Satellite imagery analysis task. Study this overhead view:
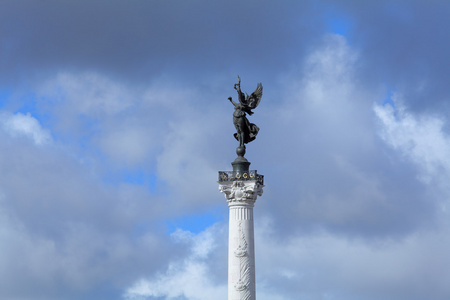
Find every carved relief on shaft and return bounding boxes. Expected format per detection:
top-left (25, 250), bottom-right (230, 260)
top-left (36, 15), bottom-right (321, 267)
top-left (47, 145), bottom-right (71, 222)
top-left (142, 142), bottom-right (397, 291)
top-left (234, 221), bottom-right (251, 300)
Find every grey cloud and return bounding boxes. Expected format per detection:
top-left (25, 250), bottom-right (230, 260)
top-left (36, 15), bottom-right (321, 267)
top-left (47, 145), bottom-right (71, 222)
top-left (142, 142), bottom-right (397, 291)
top-left (0, 118), bottom-right (187, 299)
top-left (327, 0), bottom-right (450, 113)
top-left (249, 35), bottom-right (434, 239)
top-left (0, 0), bottom-right (319, 87)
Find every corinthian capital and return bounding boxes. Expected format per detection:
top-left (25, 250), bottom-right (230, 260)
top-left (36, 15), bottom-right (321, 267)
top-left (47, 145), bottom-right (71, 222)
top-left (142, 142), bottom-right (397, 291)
top-left (219, 180), bottom-right (263, 205)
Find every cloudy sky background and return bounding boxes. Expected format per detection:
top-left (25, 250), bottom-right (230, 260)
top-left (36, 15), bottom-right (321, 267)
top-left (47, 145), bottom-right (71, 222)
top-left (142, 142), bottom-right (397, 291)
top-left (1, 1), bottom-right (450, 299)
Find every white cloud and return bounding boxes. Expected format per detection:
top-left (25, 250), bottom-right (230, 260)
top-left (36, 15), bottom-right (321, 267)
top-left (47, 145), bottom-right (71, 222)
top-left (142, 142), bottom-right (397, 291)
top-left (34, 71), bottom-right (226, 173)
top-left (156, 115), bottom-right (220, 204)
top-left (255, 216), bottom-right (450, 300)
top-left (39, 72), bottom-right (133, 116)
top-left (0, 210), bottom-right (60, 295)
top-left (0, 111), bottom-right (52, 145)
top-left (124, 225), bottom-right (227, 300)
top-left (375, 96), bottom-right (450, 184)
top-left (97, 125), bottom-right (154, 165)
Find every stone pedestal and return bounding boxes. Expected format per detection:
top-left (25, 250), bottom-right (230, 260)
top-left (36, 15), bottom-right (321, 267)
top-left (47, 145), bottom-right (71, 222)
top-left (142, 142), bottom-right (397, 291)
top-left (219, 172), bottom-right (264, 300)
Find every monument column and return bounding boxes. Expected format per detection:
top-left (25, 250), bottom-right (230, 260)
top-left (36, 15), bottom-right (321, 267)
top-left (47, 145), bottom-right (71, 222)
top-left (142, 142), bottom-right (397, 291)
top-left (219, 76), bottom-right (264, 300)
top-left (219, 170), bottom-right (263, 300)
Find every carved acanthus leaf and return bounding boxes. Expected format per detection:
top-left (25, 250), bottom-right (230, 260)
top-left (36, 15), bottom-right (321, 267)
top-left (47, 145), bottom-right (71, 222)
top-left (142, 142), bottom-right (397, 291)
top-left (219, 181), bottom-right (263, 204)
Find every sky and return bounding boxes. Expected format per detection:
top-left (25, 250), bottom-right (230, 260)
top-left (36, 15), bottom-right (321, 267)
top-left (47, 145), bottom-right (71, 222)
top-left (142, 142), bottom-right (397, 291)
top-left (1, 0), bottom-right (450, 299)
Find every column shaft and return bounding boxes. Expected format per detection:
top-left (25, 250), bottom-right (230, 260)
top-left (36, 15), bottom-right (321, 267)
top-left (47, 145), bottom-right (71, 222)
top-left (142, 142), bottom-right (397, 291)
top-left (228, 205), bottom-right (255, 300)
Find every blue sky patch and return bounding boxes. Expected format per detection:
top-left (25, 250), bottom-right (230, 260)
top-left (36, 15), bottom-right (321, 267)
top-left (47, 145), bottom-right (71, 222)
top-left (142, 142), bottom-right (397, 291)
top-left (102, 167), bottom-right (159, 192)
top-left (166, 206), bottom-right (225, 234)
top-left (323, 6), bottom-right (353, 37)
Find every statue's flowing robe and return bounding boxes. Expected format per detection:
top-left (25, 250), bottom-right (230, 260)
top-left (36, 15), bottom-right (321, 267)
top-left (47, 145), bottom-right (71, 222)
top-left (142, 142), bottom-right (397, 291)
top-left (233, 106), bottom-right (259, 144)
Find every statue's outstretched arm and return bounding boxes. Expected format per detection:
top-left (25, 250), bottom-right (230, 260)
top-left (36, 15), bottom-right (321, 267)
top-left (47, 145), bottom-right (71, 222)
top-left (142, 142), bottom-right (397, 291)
top-left (228, 97), bottom-right (238, 107)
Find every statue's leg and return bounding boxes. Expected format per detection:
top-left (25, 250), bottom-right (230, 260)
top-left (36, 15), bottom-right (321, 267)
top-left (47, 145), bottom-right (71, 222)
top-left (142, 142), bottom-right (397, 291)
top-left (237, 117), bottom-right (244, 147)
top-left (239, 132), bottom-right (244, 147)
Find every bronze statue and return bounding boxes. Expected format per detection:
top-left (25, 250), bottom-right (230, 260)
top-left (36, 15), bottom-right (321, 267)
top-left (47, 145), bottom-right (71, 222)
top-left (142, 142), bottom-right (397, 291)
top-left (228, 76), bottom-right (263, 149)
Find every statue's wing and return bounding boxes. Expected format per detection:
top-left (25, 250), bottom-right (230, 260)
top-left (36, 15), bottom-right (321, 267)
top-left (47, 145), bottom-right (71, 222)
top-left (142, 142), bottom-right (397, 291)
top-left (247, 83), bottom-right (263, 109)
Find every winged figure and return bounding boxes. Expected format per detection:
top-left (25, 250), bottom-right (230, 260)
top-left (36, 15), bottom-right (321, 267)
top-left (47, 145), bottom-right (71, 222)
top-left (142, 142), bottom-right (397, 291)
top-left (228, 76), bottom-right (263, 148)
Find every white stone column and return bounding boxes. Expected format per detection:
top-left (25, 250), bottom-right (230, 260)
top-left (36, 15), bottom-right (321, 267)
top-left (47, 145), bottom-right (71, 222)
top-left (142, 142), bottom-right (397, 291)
top-left (219, 180), bottom-right (263, 300)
